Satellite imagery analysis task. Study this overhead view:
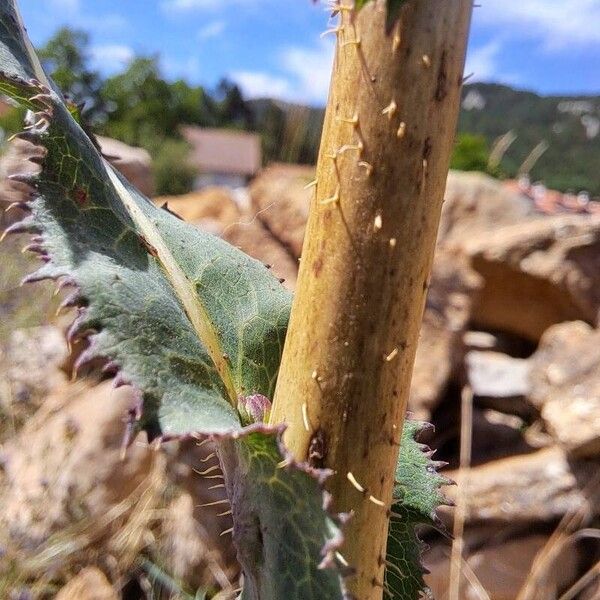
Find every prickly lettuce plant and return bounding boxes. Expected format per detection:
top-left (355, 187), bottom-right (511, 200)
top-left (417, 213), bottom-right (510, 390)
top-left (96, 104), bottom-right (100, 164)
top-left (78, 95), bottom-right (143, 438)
top-left (1, 1), bottom-right (461, 599)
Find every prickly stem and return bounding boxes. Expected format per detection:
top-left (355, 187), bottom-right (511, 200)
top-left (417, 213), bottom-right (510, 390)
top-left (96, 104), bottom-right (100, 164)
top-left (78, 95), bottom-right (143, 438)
top-left (271, 1), bottom-right (473, 598)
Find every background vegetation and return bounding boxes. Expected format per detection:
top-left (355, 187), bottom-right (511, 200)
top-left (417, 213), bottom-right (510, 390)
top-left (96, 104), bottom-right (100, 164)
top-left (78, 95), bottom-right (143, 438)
top-left (1, 27), bottom-right (598, 196)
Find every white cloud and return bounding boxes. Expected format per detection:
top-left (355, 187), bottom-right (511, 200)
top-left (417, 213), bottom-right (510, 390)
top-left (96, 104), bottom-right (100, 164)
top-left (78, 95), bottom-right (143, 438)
top-left (78, 14), bottom-right (128, 34)
top-left (46, 0), bottom-right (128, 34)
top-left (477, 0), bottom-right (600, 50)
top-left (280, 40), bottom-right (334, 104)
top-left (232, 41), bottom-right (334, 105)
top-left (232, 71), bottom-right (292, 99)
top-left (90, 44), bottom-right (134, 73)
top-left (197, 20), bottom-right (226, 40)
top-left (464, 39), bottom-right (501, 81)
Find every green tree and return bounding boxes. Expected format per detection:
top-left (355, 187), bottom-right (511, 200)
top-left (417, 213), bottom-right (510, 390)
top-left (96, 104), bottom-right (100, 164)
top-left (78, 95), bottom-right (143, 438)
top-left (153, 139), bottom-right (197, 196)
top-left (216, 78), bottom-right (253, 129)
top-left (101, 57), bottom-right (174, 148)
top-left (38, 27), bottom-right (106, 123)
top-left (450, 132), bottom-right (490, 172)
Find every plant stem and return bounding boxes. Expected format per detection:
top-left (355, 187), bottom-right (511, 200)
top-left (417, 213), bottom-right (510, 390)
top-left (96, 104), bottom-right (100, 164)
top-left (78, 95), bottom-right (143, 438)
top-left (270, 1), bottom-right (472, 598)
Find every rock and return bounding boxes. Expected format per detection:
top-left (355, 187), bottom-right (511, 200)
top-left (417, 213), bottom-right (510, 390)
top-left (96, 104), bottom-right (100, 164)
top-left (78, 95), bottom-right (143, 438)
top-left (424, 531), bottom-right (579, 600)
top-left (529, 321), bottom-right (600, 457)
top-left (438, 170), bottom-right (537, 245)
top-left (249, 163), bottom-right (314, 258)
top-left (164, 438), bottom-right (238, 583)
top-left (0, 380), bottom-right (236, 593)
top-left (56, 568), bottom-right (118, 600)
top-left (465, 350), bottom-right (536, 418)
top-left (441, 446), bottom-right (596, 525)
top-left (467, 351), bottom-right (531, 399)
top-left (470, 408), bottom-right (535, 465)
top-left (1, 326), bottom-right (68, 410)
top-left (97, 136), bottom-right (154, 197)
top-left (156, 187), bottom-right (298, 289)
top-left (155, 187), bottom-right (241, 229)
top-left (161, 492), bottom-right (237, 591)
top-left (463, 329), bottom-right (537, 357)
top-left (409, 252), bottom-right (482, 419)
top-left (223, 219), bottom-right (298, 289)
top-left (456, 214), bottom-right (600, 341)
top-left (1, 381), bottom-right (157, 545)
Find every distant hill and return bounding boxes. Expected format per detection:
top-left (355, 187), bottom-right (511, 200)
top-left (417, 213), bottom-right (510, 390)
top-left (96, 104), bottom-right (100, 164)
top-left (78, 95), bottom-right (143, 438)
top-left (458, 83), bottom-right (600, 196)
top-left (250, 83), bottom-right (600, 196)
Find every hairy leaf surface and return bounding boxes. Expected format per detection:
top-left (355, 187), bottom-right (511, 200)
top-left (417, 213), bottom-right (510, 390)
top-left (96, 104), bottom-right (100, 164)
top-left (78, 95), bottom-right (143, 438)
top-left (0, 3), bottom-right (346, 598)
top-left (0, 0), bottom-right (290, 437)
top-left (220, 431), bottom-right (346, 600)
top-left (1, 3), bottom-right (448, 599)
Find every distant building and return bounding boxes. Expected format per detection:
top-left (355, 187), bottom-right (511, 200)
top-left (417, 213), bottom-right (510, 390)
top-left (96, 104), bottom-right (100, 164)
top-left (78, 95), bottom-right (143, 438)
top-left (181, 126), bottom-right (261, 189)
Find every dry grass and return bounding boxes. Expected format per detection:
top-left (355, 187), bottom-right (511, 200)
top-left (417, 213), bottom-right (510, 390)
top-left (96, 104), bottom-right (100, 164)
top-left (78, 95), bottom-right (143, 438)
top-left (0, 234), bottom-right (60, 345)
top-left (444, 383), bottom-right (600, 600)
top-left (516, 473), bottom-right (600, 600)
top-left (0, 454), bottom-right (167, 598)
top-left (448, 385), bottom-right (489, 600)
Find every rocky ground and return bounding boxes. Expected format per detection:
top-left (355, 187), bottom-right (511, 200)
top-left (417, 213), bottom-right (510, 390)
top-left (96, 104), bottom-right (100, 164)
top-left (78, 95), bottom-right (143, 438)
top-left (1, 146), bottom-right (599, 598)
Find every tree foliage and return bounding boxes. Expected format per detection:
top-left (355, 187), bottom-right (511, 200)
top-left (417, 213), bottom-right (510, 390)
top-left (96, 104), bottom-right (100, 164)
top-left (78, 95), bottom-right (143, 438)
top-left (450, 133), bottom-right (490, 173)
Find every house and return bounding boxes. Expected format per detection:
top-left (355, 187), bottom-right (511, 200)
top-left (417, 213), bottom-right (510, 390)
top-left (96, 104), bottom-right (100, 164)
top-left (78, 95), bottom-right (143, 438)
top-left (181, 126), bottom-right (261, 190)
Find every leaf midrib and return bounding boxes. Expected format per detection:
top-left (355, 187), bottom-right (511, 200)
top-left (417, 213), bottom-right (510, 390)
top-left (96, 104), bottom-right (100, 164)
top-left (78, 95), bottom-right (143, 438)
top-left (105, 163), bottom-right (238, 405)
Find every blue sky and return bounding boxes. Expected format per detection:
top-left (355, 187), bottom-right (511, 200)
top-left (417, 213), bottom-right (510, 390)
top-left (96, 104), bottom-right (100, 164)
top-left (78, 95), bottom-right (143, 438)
top-left (18, 0), bottom-right (600, 105)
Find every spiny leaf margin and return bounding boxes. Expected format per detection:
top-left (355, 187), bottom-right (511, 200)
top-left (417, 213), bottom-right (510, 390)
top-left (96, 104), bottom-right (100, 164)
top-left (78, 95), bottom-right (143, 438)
top-left (0, 0), bottom-right (292, 438)
top-left (0, 2), bottom-right (348, 597)
top-left (212, 424), bottom-right (351, 600)
top-left (384, 419), bottom-right (452, 599)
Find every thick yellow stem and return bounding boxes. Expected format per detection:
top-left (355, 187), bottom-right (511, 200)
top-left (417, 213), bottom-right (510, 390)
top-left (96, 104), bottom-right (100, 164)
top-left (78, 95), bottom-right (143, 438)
top-left (271, 1), bottom-right (472, 598)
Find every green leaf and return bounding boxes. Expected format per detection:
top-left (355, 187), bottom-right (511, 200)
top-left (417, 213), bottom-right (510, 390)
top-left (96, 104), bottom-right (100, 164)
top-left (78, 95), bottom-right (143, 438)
top-left (0, 0), bottom-right (290, 438)
top-left (384, 420), bottom-right (451, 599)
top-left (221, 431), bottom-right (347, 600)
top-left (1, 5), bottom-right (447, 600)
top-left (0, 3), bottom-right (347, 598)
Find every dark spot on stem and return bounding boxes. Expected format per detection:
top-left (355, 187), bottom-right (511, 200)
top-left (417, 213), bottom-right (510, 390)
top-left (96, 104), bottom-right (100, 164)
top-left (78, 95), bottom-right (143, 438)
top-left (312, 255), bottom-right (324, 277)
top-left (422, 137), bottom-right (432, 162)
top-left (435, 50), bottom-right (448, 102)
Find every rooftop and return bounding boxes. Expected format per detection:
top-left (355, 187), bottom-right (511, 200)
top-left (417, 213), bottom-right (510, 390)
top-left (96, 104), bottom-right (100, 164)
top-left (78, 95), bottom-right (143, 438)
top-left (181, 126), bottom-right (261, 177)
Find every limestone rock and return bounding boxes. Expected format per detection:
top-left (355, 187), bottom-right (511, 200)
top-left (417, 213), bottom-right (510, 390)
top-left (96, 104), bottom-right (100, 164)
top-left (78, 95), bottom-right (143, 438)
top-left (156, 187), bottom-right (298, 289)
top-left (530, 321), bottom-right (600, 457)
top-left (441, 446), bottom-right (596, 525)
top-left (1, 326), bottom-right (68, 410)
top-left (424, 531), bottom-right (579, 600)
top-left (409, 252), bottom-right (482, 419)
top-left (465, 350), bottom-right (536, 418)
top-left (222, 219), bottom-right (298, 289)
top-left (155, 187), bottom-right (241, 230)
top-left (467, 351), bottom-right (531, 399)
top-left (249, 163), bottom-right (314, 258)
top-left (438, 170), bottom-right (537, 245)
top-left (470, 408), bottom-right (534, 465)
top-left (456, 214), bottom-right (600, 341)
top-left (1, 381), bottom-right (157, 545)
top-left (56, 568), bottom-right (118, 600)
